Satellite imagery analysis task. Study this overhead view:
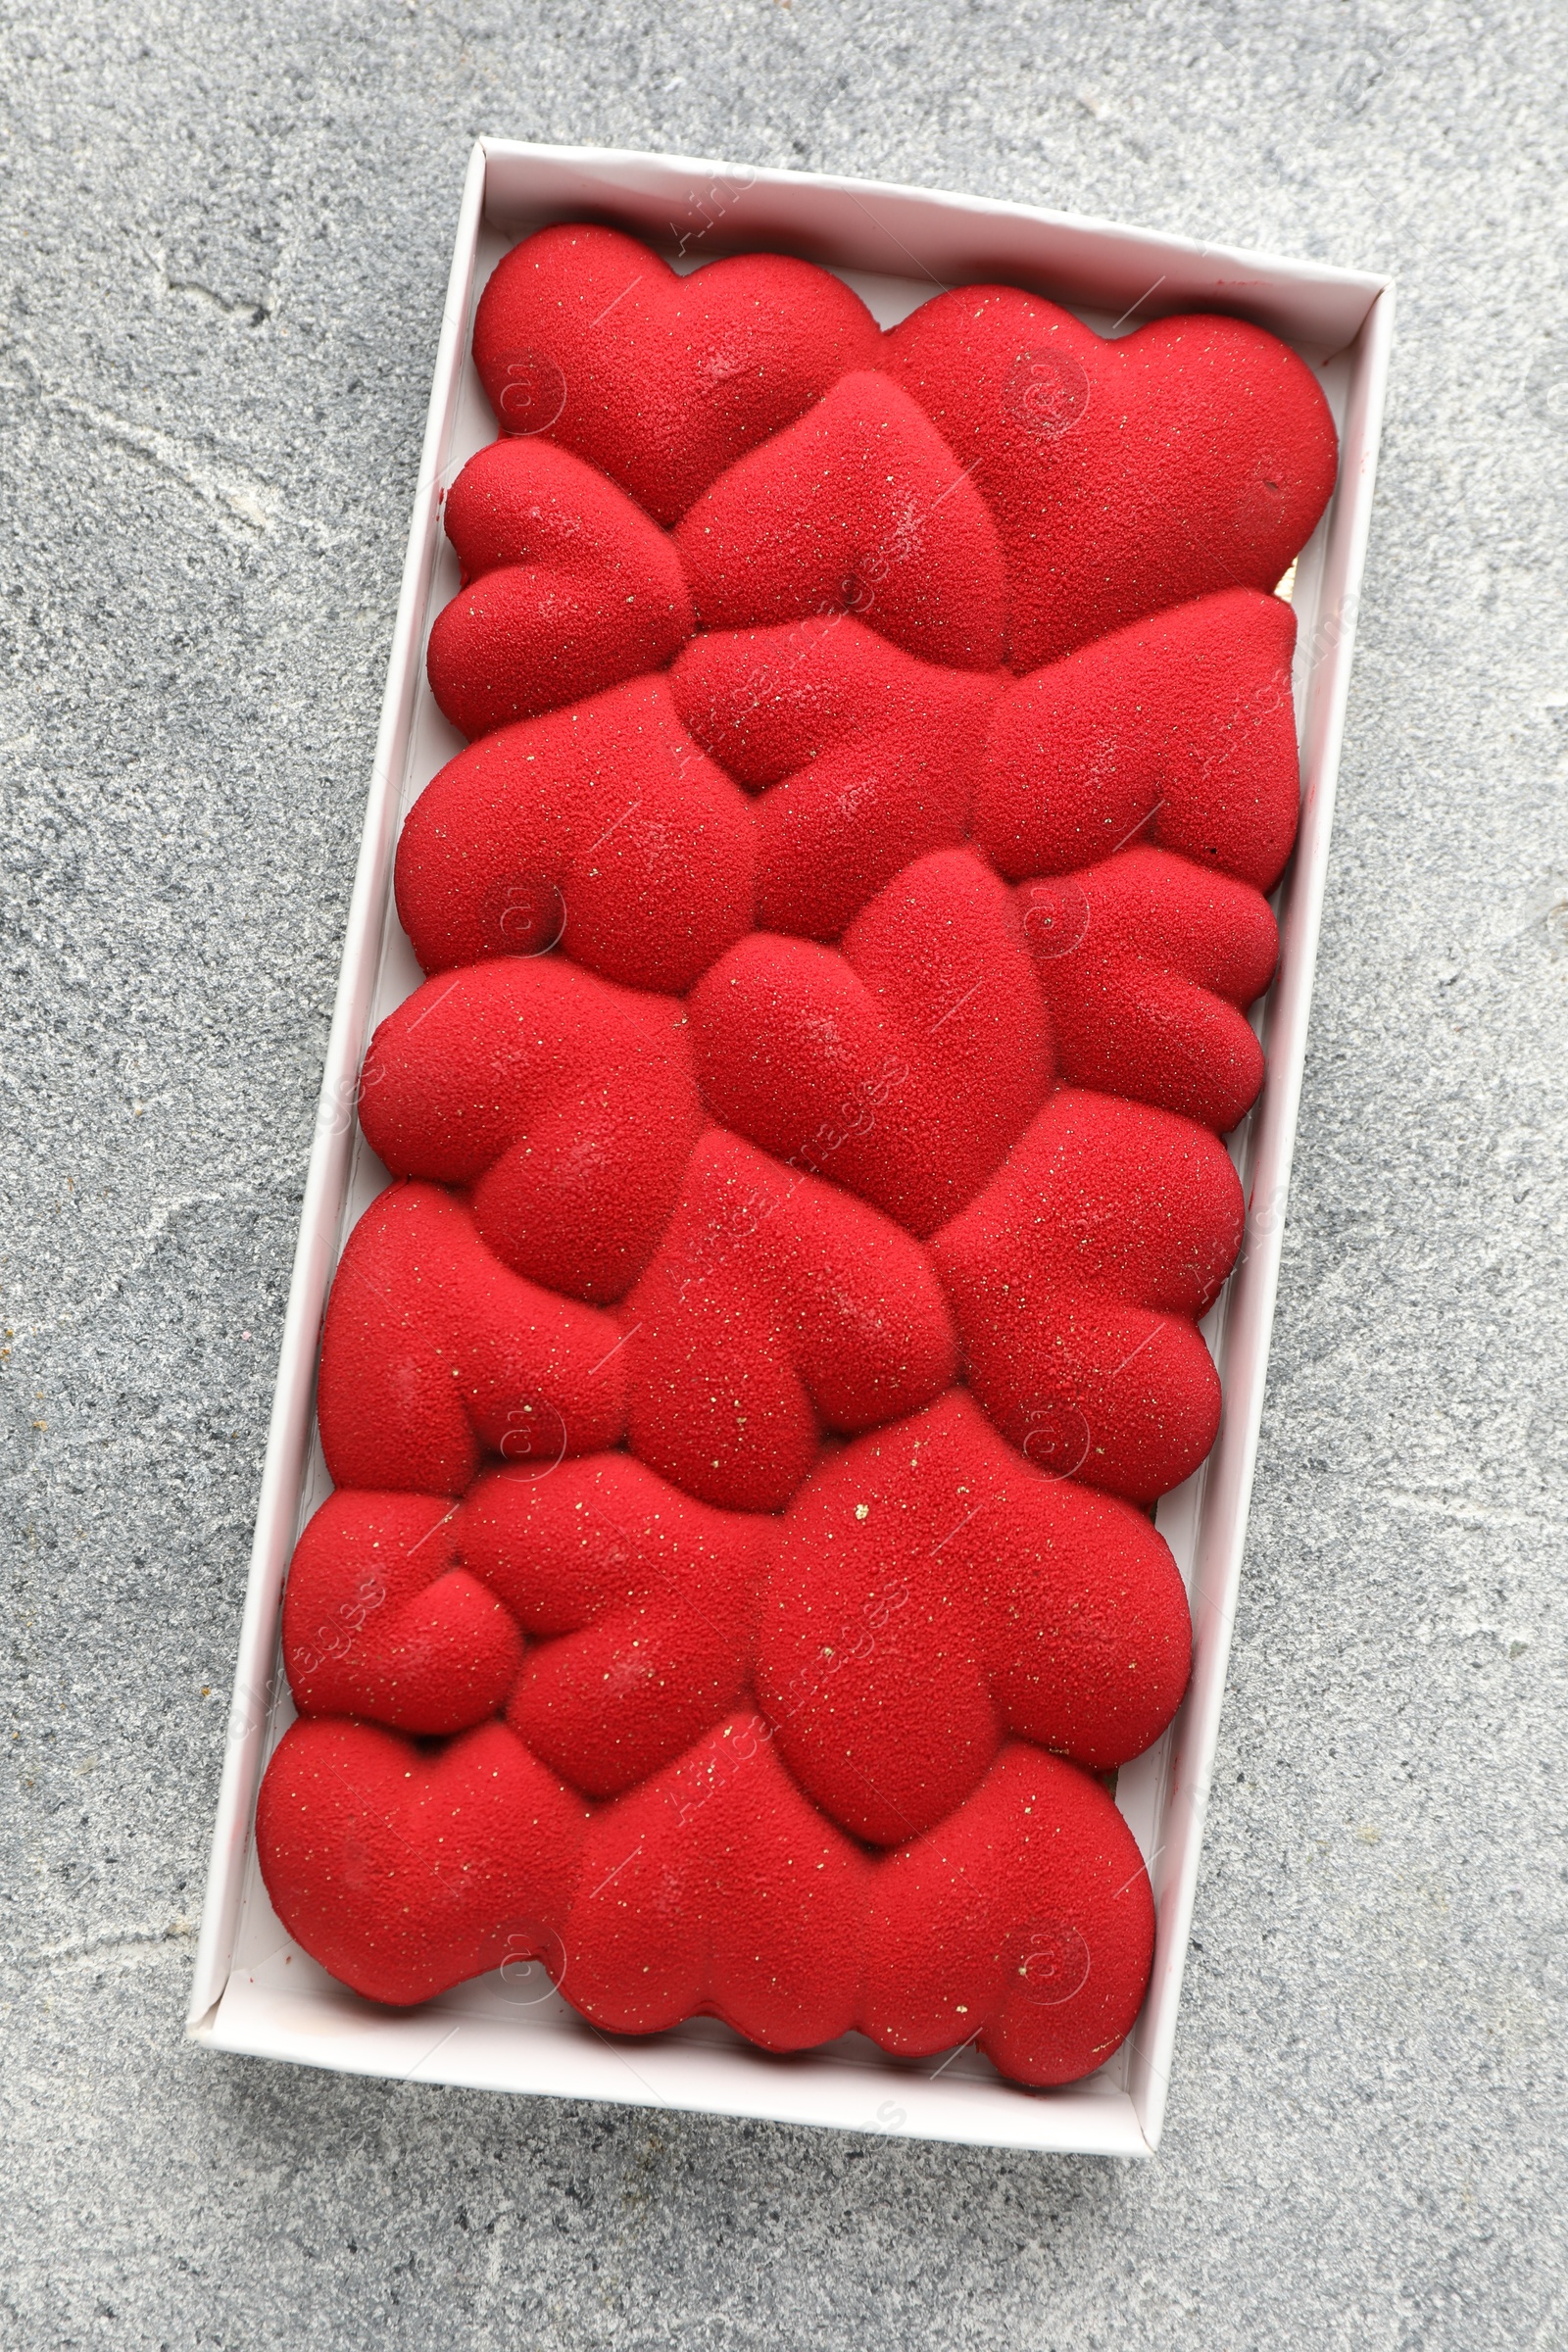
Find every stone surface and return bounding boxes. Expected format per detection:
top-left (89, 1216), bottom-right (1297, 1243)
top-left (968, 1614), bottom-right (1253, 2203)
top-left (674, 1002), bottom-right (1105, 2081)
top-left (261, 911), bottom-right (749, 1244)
top-left (3, 2), bottom-right (1566, 2344)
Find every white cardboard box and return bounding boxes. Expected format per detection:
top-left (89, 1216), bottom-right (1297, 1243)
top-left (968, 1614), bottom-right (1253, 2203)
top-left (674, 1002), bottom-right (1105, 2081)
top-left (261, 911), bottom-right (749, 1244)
top-left (187, 140), bottom-right (1393, 2157)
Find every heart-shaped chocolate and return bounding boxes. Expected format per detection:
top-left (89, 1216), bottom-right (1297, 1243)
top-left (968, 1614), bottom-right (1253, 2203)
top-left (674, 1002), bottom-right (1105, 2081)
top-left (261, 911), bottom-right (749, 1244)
top-left (317, 1182), bottom-right (626, 1495)
top-left (860, 1742), bottom-right (1155, 2088)
top-left (472, 223), bottom-right (883, 524)
top-left (689, 847), bottom-right (1052, 1236)
top-left (256, 1716), bottom-right (587, 2008)
top-left (933, 1088), bottom-right (1245, 1500)
top-left (395, 673), bottom-right (756, 996)
top-left (426, 438), bottom-right (693, 737)
top-left (621, 1128), bottom-right (957, 1511)
top-left (462, 1452), bottom-right (768, 1796)
top-left (885, 286), bottom-right (1337, 669)
top-left (561, 1709), bottom-right (869, 2050)
top-left (674, 371), bottom-right (1007, 671)
top-left (976, 588), bottom-right (1302, 893)
top-left (1017, 845), bottom-right (1279, 1132)
top-left (282, 1490), bottom-right (522, 1736)
top-left (670, 615), bottom-right (1001, 939)
top-left (754, 1392), bottom-right (1191, 1844)
top-left (358, 956), bottom-right (704, 1304)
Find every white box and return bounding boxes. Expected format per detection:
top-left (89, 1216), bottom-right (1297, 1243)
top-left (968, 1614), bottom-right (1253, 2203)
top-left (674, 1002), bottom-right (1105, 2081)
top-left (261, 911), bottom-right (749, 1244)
top-left (187, 140), bottom-right (1393, 2156)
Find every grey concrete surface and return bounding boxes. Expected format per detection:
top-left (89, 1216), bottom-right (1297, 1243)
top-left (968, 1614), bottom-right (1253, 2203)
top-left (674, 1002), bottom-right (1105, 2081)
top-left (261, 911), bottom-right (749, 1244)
top-left (3, 2), bottom-right (1566, 2345)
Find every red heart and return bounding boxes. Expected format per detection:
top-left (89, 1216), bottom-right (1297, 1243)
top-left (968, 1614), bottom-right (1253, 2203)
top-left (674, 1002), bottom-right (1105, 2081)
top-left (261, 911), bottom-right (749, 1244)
top-left (257, 1716), bottom-right (587, 2008)
top-left (621, 1128), bottom-right (957, 1512)
top-left (669, 614), bottom-right (1001, 940)
top-left (317, 1182), bottom-right (626, 1495)
top-left (460, 1453), bottom-right (768, 1797)
top-left (1017, 845), bottom-right (1279, 1133)
top-left (975, 587), bottom-right (1302, 893)
top-left (754, 1392), bottom-right (1190, 1844)
top-left (673, 372), bottom-right (1007, 671)
top-left (426, 438), bottom-right (693, 738)
top-left (689, 847), bottom-right (1052, 1236)
top-left (560, 1708), bottom-right (871, 2048)
top-left (933, 1089), bottom-right (1245, 1500)
top-left (394, 672), bottom-right (756, 996)
top-left (282, 1489), bottom-right (522, 1737)
top-left (860, 1743), bottom-right (1155, 2088)
top-left (885, 288), bottom-right (1337, 669)
top-left (358, 956), bottom-right (704, 1304)
top-left (471, 223), bottom-right (883, 525)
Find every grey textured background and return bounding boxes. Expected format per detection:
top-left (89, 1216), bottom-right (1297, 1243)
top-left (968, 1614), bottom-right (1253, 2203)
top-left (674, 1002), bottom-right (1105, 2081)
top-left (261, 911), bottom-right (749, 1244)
top-left (3, 2), bottom-right (1565, 2344)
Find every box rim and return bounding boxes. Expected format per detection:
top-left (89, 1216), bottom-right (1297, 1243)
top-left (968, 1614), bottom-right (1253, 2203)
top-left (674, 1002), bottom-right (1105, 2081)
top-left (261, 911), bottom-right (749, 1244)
top-left (475, 138), bottom-right (1392, 334)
